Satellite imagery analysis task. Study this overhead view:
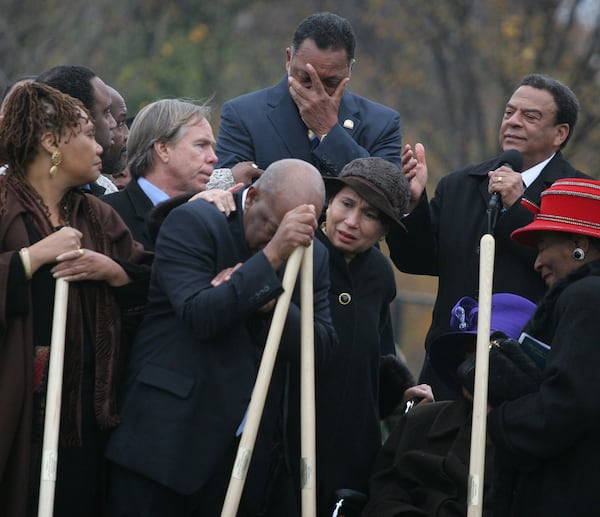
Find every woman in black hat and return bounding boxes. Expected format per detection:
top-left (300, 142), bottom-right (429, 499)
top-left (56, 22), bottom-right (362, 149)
top-left (489, 178), bottom-right (600, 515)
top-left (315, 157), bottom-right (433, 516)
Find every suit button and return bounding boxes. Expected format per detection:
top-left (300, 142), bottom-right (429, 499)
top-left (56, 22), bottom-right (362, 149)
top-left (338, 292), bottom-right (351, 305)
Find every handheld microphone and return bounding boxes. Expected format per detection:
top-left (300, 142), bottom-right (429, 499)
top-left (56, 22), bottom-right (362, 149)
top-left (487, 149), bottom-right (523, 233)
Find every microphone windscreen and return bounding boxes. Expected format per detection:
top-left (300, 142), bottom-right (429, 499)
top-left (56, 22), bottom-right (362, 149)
top-left (498, 149), bottom-right (523, 172)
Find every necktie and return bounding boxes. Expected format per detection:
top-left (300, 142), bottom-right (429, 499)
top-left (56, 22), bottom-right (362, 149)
top-left (307, 129), bottom-right (319, 150)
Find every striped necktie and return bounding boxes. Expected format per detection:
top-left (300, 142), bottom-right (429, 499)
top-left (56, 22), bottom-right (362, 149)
top-left (307, 129), bottom-right (319, 150)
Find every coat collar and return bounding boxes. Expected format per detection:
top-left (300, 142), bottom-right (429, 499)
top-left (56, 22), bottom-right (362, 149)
top-left (125, 179), bottom-right (155, 220)
top-left (228, 190), bottom-right (251, 260)
top-left (426, 398), bottom-right (471, 439)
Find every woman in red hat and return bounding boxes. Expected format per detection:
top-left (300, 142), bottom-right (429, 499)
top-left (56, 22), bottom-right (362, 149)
top-left (489, 178), bottom-right (600, 515)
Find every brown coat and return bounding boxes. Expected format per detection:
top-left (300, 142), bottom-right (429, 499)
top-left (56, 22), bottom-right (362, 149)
top-left (0, 181), bottom-right (148, 516)
top-left (363, 398), bottom-right (495, 517)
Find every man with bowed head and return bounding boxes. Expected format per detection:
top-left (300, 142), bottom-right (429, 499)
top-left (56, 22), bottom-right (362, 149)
top-left (389, 73), bottom-right (589, 399)
top-left (105, 159), bottom-right (337, 516)
top-left (216, 12), bottom-right (401, 176)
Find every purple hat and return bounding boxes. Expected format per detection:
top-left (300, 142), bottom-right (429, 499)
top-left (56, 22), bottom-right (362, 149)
top-left (429, 293), bottom-right (537, 393)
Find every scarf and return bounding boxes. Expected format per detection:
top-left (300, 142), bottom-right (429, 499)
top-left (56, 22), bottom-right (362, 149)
top-left (6, 174), bottom-right (123, 446)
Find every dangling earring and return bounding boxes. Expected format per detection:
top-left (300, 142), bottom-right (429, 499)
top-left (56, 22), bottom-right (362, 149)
top-left (49, 151), bottom-right (62, 178)
top-left (572, 247), bottom-right (585, 261)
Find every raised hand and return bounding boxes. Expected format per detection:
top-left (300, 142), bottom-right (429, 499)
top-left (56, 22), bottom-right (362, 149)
top-left (288, 63), bottom-right (349, 139)
top-left (402, 143), bottom-right (428, 212)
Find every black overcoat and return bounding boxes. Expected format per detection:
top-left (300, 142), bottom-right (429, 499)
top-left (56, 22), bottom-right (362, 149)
top-left (488, 260), bottom-right (600, 515)
top-left (387, 151), bottom-right (587, 350)
top-left (363, 398), bottom-right (495, 516)
top-left (315, 230), bottom-right (399, 515)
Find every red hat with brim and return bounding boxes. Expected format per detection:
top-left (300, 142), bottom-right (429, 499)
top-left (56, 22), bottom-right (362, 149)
top-left (511, 178), bottom-right (600, 248)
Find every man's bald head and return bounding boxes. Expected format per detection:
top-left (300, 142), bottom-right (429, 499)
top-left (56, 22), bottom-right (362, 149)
top-left (243, 159), bottom-right (325, 254)
top-left (253, 158), bottom-right (325, 213)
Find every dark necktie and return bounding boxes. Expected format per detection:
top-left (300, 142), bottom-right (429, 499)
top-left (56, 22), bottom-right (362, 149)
top-left (307, 129), bottom-right (319, 150)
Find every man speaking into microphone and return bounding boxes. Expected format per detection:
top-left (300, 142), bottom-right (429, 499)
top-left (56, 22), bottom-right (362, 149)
top-left (387, 73), bottom-right (589, 400)
top-left (487, 148), bottom-right (523, 234)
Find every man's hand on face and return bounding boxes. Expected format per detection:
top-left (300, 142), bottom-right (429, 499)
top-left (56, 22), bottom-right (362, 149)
top-left (288, 63), bottom-right (349, 139)
top-left (262, 204), bottom-right (318, 270)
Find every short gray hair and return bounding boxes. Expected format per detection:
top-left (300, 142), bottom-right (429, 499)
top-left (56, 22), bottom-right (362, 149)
top-left (127, 99), bottom-right (212, 179)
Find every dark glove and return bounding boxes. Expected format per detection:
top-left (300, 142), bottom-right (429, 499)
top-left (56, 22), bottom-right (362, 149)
top-left (457, 334), bottom-right (542, 407)
top-left (378, 354), bottom-right (416, 418)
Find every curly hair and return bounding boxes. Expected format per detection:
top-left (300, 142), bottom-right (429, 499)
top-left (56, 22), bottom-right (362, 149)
top-left (37, 65), bottom-right (97, 116)
top-left (0, 82), bottom-right (88, 178)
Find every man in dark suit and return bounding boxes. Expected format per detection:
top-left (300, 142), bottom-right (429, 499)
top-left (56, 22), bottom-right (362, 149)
top-left (100, 99), bottom-right (217, 250)
top-left (105, 158), bottom-right (337, 516)
top-left (215, 12), bottom-right (402, 176)
top-left (388, 73), bottom-right (588, 399)
top-left (102, 98), bottom-right (260, 250)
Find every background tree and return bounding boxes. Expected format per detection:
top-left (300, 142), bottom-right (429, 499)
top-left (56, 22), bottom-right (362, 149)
top-left (1, 0), bottom-right (599, 372)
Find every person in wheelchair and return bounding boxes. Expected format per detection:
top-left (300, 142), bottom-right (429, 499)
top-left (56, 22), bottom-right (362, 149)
top-left (360, 293), bottom-right (539, 517)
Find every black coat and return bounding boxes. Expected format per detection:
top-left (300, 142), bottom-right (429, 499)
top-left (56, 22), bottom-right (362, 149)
top-left (387, 151), bottom-right (587, 349)
top-left (101, 179), bottom-right (154, 251)
top-left (105, 193), bottom-right (337, 513)
top-left (363, 398), bottom-right (495, 517)
top-left (488, 259), bottom-right (600, 516)
top-left (315, 231), bottom-right (410, 516)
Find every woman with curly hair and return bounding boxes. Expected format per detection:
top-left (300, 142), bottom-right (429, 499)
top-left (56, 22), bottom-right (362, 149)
top-left (0, 82), bottom-right (149, 516)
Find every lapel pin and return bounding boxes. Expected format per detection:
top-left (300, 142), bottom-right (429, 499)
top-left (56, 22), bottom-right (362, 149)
top-left (343, 119), bottom-right (354, 130)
